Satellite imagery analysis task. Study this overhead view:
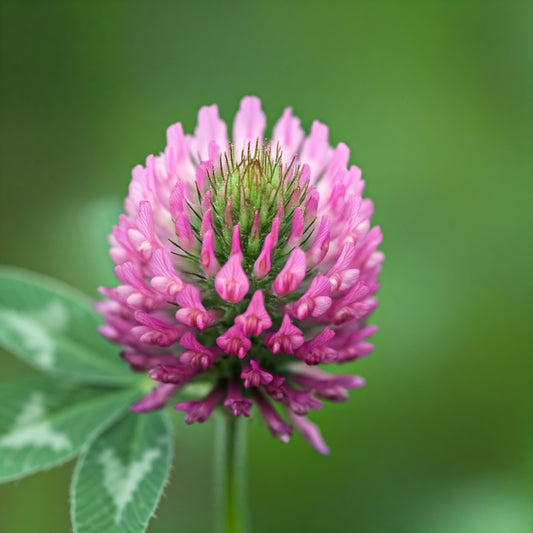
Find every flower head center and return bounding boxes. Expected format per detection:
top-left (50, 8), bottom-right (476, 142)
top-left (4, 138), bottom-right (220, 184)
top-left (204, 143), bottom-right (312, 262)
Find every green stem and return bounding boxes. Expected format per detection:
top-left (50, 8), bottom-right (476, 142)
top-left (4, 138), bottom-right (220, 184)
top-left (214, 413), bottom-right (249, 533)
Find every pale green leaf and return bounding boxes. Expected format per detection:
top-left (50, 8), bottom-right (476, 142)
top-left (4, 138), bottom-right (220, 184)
top-left (0, 376), bottom-right (138, 483)
top-left (71, 411), bottom-right (173, 533)
top-left (0, 267), bottom-right (133, 385)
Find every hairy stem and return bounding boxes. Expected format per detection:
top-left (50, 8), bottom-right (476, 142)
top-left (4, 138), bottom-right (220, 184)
top-left (214, 412), bottom-right (248, 533)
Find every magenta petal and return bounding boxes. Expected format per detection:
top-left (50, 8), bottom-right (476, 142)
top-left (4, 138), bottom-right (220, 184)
top-left (288, 412), bottom-right (330, 455)
top-left (131, 383), bottom-right (178, 412)
top-left (272, 248), bottom-right (306, 296)
top-left (175, 387), bottom-right (223, 424)
top-left (235, 290), bottom-right (272, 336)
top-left (215, 255), bottom-right (249, 303)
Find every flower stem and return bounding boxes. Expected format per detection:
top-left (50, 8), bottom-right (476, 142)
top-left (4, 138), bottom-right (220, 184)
top-left (214, 412), bottom-right (249, 533)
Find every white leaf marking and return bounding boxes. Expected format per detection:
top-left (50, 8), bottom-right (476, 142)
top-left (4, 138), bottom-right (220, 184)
top-left (98, 447), bottom-right (161, 524)
top-left (0, 392), bottom-right (72, 452)
top-left (0, 300), bottom-right (68, 368)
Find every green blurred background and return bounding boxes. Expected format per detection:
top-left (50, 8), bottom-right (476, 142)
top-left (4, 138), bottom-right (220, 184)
top-left (1, 1), bottom-right (532, 532)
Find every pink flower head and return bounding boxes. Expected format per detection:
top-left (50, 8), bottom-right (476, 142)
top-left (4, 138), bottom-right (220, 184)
top-left (98, 97), bottom-right (383, 453)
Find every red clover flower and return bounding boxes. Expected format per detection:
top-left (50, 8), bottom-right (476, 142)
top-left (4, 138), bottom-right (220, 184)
top-left (98, 97), bottom-right (383, 454)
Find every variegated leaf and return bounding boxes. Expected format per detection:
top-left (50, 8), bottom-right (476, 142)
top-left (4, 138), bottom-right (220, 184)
top-left (0, 267), bottom-right (133, 385)
top-left (0, 376), bottom-right (137, 483)
top-left (71, 411), bottom-right (173, 533)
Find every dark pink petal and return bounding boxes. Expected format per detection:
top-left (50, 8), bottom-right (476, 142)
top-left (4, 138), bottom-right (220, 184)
top-left (149, 364), bottom-right (196, 384)
top-left (294, 327), bottom-right (337, 365)
top-left (287, 274), bottom-right (332, 321)
top-left (265, 314), bottom-right (305, 354)
top-left (264, 375), bottom-right (287, 401)
top-left (215, 255), bottom-right (249, 303)
top-left (287, 207), bottom-right (305, 249)
top-left (230, 224), bottom-right (244, 261)
top-left (114, 261), bottom-right (163, 310)
top-left (330, 325), bottom-right (378, 362)
top-left (270, 216), bottom-right (280, 248)
top-left (200, 208), bottom-right (214, 237)
top-left (200, 229), bottom-right (220, 276)
top-left (304, 187), bottom-right (319, 222)
top-left (132, 311), bottom-right (184, 347)
top-left (169, 181), bottom-right (186, 219)
top-left (272, 248), bottom-right (306, 296)
top-left (282, 385), bottom-right (323, 415)
top-left (255, 393), bottom-right (292, 443)
top-left (253, 233), bottom-right (274, 280)
top-left (150, 247), bottom-right (184, 299)
top-left (175, 284), bottom-right (216, 330)
top-left (326, 242), bottom-right (360, 292)
top-left (224, 380), bottom-right (253, 417)
top-left (292, 367), bottom-right (365, 402)
top-left (288, 412), bottom-right (330, 455)
top-left (216, 325), bottom-right (252, 359)
top-left (241, 360), bottom-right (273, 388)
top-left (175, 387), bottom-right (223, 424)
top-left (307, 216), bottom-right (330, 268)
top-left (121, 352), bottom-right (179, 372)
top-left (127, 201), bottom-right (158, 260)
top-left (175, 212), bottom-right (196, 251)
top-left (131, 383), bottom-right (179, 412)
top-left (179, 331), bottom-right (218, 370)
top-left (235, 290), bottom-right (272, 336)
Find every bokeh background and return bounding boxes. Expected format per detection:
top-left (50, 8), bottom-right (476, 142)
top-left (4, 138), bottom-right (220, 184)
top-left (1, 1), bottom-right (532, 532)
